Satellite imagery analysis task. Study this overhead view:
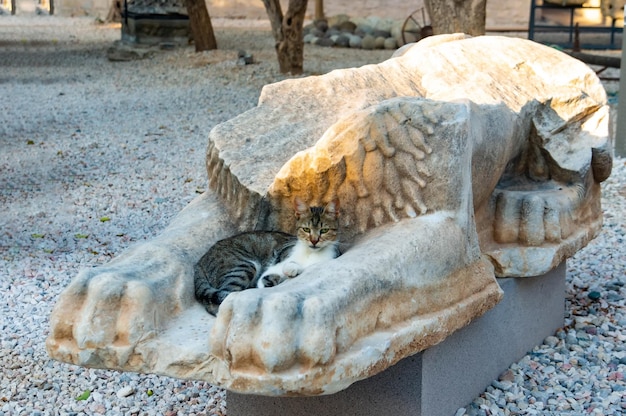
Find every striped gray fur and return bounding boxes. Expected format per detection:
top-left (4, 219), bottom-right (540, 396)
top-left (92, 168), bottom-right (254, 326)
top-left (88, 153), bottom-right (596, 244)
top-left (194, 231), bottom-right (296, 315)
top-left (194, 199), bottom-right (341, 315)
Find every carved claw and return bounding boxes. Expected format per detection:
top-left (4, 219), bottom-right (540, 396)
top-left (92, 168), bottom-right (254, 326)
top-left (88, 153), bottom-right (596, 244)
top-left (212, 285), bottom-right (338, 373)
top-left (493, 182), bottom-right (583, 246)
top-left (47, 244), bottom-right (192, 365)
top-left (209, 248), bottom-right (411, 376)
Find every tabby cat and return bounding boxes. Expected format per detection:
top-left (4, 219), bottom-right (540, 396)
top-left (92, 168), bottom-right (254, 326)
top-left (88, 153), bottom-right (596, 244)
top-left (194, 199), bottom-right (341, 315)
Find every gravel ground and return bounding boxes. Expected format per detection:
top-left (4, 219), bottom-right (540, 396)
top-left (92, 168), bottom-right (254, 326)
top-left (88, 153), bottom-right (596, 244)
top-left (1, 16), bottom-right (625, 416)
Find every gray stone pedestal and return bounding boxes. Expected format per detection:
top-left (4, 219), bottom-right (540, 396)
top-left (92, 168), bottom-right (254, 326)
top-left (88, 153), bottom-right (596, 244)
top-left (227, 262), bottom-right (565, 416)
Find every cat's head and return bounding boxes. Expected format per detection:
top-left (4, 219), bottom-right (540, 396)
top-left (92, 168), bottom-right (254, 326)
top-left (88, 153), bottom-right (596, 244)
top-left (294, 198), bottom-right (340, 250)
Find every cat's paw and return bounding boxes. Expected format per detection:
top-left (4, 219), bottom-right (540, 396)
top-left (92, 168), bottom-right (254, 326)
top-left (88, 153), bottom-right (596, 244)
top-left (258, 273), bottom-right (286, 288)
top-left (281, 261), bottom-right (301, 277)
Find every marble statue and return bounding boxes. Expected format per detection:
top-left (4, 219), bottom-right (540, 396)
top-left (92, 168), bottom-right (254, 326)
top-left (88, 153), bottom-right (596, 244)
top-left (47, 34), bottom-right (612, 396)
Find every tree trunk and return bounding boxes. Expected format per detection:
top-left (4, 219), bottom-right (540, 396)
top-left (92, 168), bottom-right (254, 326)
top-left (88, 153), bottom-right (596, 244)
top-left (315, 0), bottom-right (324, 20)
top-left (106, 0), bottom-right (122, 23)
top-left (262, 0), bottom-right (308, 75)
top-left (185, 0), bottom-right (217, 52)
top-left (424, 0), bottom-right (486, 36)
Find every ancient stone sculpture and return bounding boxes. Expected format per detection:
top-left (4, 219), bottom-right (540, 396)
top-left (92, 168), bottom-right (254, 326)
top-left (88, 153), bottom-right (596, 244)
top-left (47, 34), bottom-right (612, 396)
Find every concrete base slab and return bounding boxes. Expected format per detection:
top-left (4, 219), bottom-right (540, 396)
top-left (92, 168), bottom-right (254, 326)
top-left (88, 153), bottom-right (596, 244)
top-left (227, 262), bottom-right (565, 416)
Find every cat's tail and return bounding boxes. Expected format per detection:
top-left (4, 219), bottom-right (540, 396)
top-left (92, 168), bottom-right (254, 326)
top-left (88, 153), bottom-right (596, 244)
top-left (194, 261), bottom-right (264, 316)
top-left (193, 265), bottom-right (223, 316)
top-left (194, 289), bottom-right (220, 316)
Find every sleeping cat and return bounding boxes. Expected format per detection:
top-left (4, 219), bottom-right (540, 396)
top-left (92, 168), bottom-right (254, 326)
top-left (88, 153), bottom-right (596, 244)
top-left (194, 199), bottom-right (340, 315)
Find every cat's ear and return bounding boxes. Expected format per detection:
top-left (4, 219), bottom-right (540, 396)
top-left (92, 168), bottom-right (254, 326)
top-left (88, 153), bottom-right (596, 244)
top-left (325, 199), bottom-right (340, 218)
top-left (294, 197), bottom-right (308, 219)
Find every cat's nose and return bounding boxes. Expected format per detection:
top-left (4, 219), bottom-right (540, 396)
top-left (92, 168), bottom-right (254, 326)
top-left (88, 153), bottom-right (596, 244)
top-left (310, 236), bottom-right (319, 246)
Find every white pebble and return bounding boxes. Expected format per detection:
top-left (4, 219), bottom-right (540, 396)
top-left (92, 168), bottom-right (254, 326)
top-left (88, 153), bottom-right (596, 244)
top-left (116, 386), bottom-right (135, 398)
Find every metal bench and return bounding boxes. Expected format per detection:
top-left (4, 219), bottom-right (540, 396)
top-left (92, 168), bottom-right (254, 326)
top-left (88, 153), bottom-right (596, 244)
top-left (529, 0), bottom-right (623, 49)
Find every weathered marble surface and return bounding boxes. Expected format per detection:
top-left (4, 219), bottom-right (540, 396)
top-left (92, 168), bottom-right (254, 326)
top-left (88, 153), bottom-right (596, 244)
top-left (47, 34), bottom-right (611, 396)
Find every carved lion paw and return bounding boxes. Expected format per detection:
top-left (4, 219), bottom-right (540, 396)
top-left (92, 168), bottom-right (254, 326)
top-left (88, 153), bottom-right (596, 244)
top-left (493, 180), bottom-right (584, 246)
top-left (48, 244), bottom-right (191, 357)
top-left (210, 282), bottom-right (343, 373)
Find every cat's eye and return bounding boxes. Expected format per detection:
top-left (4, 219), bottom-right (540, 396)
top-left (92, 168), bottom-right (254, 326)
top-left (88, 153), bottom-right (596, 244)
top-left (302, 227), bottom-right (311, 233)
top-left (320, 228), bottom-right (329, 234)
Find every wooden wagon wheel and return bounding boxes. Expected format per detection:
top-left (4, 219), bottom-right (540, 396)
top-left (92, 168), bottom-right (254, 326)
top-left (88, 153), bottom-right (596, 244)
top-left (401, 4), bottom-right (433, 46)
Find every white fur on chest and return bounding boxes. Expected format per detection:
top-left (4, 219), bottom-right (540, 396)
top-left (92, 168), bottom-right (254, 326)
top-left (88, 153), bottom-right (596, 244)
top-left (259, 241), bottom-right (337, 284)
top-left (287, 241), bottom-right (337, 267)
